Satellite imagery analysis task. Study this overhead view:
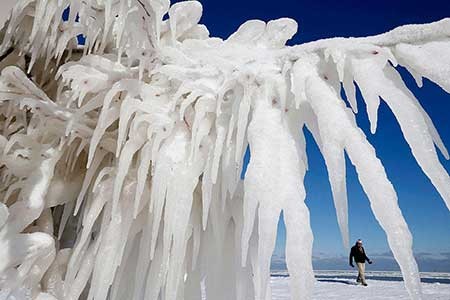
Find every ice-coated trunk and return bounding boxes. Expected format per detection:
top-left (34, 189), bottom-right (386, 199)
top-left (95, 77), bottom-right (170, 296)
top-left (242, 89), bottom-right (314, 300)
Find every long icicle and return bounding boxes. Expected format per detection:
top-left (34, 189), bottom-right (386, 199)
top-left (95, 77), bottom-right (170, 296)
top-left (300, 56), bottom-right (422, 299)
top-left (352, 57), bottom-right (450, 210)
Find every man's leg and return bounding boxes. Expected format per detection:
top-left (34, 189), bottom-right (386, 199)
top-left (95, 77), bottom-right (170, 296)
top-left (356, 263), bottom-right (362, 283)
top-left (357, 263), bottom-right (367, 285)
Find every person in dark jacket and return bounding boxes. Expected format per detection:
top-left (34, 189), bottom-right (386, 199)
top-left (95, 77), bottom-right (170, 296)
top-left (349, 239), bottom-right (372, 286)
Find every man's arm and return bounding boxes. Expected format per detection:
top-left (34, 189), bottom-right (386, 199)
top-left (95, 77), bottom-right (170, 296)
top-left (364, 248), bottom-right (372, 264)
top-left (349, 249), bottom-right (354, 267)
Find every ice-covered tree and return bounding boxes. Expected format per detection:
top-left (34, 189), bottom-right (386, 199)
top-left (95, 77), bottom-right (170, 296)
top-left (0, 0), bottom-right (449, 299)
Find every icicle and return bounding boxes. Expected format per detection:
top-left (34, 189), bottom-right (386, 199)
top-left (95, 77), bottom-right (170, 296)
top-left (301, 56), bottom-right (422, 299)
top-left (99, 0), bottom-right (114, 53)
top-left (134, 140), bottom-right (153, 217)
top-left (201, 146), bottom-right (214, 229)
top-left (417, 105), bottom-right (449, 160)
top-left (90, 179), bottom-right (137, 300)
top-left (149, 157), bottom-right (171, 257)
top-left (42, 249), bottom-right (69, 300)
top-left (234, 88), bottom-right (251, 164)
top-left (242, 84), bottom-right (314, 300)
top-left (110, 212), bottom-right (146, 300)
top-left (144, 231), bottom-right (165, 300)
top-left (162, 139), bottom-right (205, 300)
top-left (57, 200), bottom-right (75, 240)
top-left (360, 61), bottom-right (450, 210)
top-left (112, 137), bottom-right (145, 215)
top-left (116, 96), bottom-right (143, 156)
top-left (66, 179), bottom-right (112, 284)
top-left (284, 195), bottom-right (314, 300)
top-left (190, 189), bottom-right (202, 269)
top-left (321, 142), bottom-right (349, 248)
top-left (211, 116), bottom-right (227, 184)
top-left (149, 0), bottom-right (170, 45)
top-left (0, 203), bottom-right (9, 229)
top-left (394, 40), bottom-right (450, 93)
top-left (342, 60), bottom-right (358, 113)
top-left (74, 149), bottom-right (108, 214)
top-left (350, 56), bottom-right (381, 134)
top-left (179, 91), bottom-right (200, 121)
top-left (66, 240), bottom-right (100, 300)
top-left (133, 212), bottom-right (154, 300)
top-left (88, 105), bottom-right (119, 168)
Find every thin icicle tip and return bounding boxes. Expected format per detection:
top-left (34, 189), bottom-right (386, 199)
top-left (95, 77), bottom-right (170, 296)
top-left (0, 1), bottom-right (449, 300)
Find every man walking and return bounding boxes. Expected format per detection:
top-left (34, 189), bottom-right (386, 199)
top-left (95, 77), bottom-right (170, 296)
top-left (349, 239), bottom-right (373, 286)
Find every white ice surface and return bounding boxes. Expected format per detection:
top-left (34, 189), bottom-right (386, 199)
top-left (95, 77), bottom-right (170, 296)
top-left (270, 272), bottom-right (450, 300)
top-left (196, 272), bottom-right (450, 300)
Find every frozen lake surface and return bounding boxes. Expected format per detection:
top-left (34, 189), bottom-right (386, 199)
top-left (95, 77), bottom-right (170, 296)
top-left (271, 271), bottom-right (450, 300)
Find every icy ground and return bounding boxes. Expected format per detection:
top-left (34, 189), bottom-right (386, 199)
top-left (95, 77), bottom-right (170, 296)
top-left (270, 271), bottom-right (450, 300)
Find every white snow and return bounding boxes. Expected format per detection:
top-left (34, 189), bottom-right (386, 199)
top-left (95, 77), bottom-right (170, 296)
top-left (271, 272), bottom-right (450, 300)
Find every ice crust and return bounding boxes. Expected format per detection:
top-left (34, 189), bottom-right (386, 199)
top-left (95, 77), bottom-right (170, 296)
top-left (0, 1), bottom-right (449, 300)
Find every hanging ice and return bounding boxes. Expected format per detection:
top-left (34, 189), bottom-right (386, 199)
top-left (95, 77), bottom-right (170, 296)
top-left (0, 1), bottom-right (449, 300)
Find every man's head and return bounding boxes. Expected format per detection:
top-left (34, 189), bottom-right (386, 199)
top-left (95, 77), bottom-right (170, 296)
top-left (356, 239), bottom-right (363, 247)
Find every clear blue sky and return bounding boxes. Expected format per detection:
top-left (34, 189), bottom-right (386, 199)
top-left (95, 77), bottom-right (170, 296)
top-left (181, 0), bottom-right (450, 271)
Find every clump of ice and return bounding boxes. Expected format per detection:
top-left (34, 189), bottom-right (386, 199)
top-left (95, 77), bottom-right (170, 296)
top-left (0, 1), bottom-right (449, 300)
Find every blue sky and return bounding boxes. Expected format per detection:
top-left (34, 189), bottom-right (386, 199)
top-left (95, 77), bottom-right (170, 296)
top-left (188, 0), bottom-right (450, 271)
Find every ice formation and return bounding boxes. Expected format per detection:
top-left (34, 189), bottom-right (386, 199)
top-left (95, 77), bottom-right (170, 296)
top-left (0, 1), bottom-right (449, 300)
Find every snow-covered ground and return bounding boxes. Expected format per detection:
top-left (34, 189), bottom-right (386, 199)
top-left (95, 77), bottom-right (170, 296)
top-left (271, 271), bottom-right (450, 300)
